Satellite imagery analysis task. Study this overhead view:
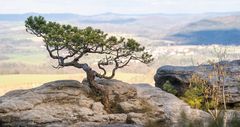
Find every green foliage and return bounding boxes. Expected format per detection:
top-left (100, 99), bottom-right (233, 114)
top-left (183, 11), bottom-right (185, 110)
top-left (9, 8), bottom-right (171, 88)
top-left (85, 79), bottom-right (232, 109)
top-left (180, 74), bottom-right (216, 110)
top-left (162, 81), bottom-right (178, 95)
top-left (180, 75), bottom-right (205, 109)
top-left (25, 16), bottom-right (153, 64)
top-left (161, 76), bottom-right (214, 110)
top-left (181, 84), bottom-right (205, 109)
top-left (25, 16), bottom-right (154, 81)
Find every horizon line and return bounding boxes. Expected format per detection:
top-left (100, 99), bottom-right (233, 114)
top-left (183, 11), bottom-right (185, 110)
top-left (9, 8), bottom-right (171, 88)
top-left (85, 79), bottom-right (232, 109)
top-left (0, 11), bottom-right (240, 16)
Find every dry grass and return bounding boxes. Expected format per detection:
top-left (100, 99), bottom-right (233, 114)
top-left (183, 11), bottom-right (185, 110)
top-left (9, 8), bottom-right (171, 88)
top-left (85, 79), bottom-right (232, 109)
top-left (0, 72), bottom-right (154, 96)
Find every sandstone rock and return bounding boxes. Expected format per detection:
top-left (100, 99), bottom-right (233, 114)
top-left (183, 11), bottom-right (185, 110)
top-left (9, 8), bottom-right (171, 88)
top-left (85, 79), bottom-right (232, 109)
top-left (225, 110), bottom-right (240, 123)
top-left (0, 79), bottom-right (213, 126)
top-left (0, 80), bottom-right (157, 126)
top-left (119, 99), bottom-right (153, 113)
top-left (95, 79), bottom-right (137, 102)
top-left (0, 80), bottom-right (100, 126)
top-left (81, 114), bottom-right (127, 123)
top-left (92, 102), bottom-right (107, 115)
top-left (71, 122), bottom-right (142, 127)
top-left (94, 79), bottom-right (138, 113)
top-left (78, 97), bottom-right (94, 108)
top-left (133, 83), bottom-right (211, 127)
top-left (127, 113), bottom-right (145, 125)
top-left (154, 60), bottom-right (240, 106)
top-left (126, 111), bottom-right (166, 126)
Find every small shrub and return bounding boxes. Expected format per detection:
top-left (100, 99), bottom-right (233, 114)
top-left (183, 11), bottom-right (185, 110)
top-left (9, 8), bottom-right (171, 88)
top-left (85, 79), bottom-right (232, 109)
top-left (180, 74), bottom-right (216, 110)
top-left (162, 81), bottom-right (178, 95)
top-left (180, 75), bottom-right (207, 109)
top-left (181, 86), bottom-right (204, 109)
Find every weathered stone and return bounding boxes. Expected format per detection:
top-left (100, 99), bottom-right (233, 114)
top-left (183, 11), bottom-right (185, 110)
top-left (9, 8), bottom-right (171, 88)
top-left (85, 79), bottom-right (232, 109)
top-left (0, 80), bottom-right (95, 126)
top-left (71, 122), bottom-right (142, 127)
top-left (0, 79), bottom-right (215, 126)
top-left (119, 99), bottom-right (153, 113)
top-left (78, 97), bottom-right (94, 108)
top-left (0, 80), bottom-right (155, 126)
top-left (96, 79), bottom-right (137, 102)
top-left (81, 114), bottom-right (127, 123)
top-left (92, 102), bottom-right (107, 115)
top-left (93, 79), bottom-right (138, 113)
top-left (127, 113), bottom-right (145, 125)
top-left (133, 83), bottom-right (211, 126)
top-left (154, 60), bottom-right (240, 105)
top-left (225, 110), bottom-right (240, 124)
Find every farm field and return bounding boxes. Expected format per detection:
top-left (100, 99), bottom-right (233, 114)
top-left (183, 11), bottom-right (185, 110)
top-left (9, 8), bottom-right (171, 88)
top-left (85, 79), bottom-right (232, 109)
top-left (0, 72), bottom-right (154, 96)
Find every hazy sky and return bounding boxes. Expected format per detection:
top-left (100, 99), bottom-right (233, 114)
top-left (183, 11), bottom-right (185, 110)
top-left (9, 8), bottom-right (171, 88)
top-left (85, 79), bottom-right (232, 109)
top-left (1, 0), bottom-right (240, 15)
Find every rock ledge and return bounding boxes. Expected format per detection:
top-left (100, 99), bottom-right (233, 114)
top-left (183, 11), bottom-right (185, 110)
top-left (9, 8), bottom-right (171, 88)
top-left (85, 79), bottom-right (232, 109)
top-left (0, 79), bottom-right (211, 127)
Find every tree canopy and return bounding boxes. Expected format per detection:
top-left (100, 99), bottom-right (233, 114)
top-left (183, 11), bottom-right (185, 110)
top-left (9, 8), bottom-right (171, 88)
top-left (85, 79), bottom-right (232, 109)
top-left (25, 16), bottom-right (153, 82)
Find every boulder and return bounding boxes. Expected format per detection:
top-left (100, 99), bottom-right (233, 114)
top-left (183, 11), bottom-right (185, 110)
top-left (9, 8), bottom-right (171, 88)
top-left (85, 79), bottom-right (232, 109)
top-left (0, 79), bottom-right (212, 126)
top-left (154, 60), bottom-right (240, 106)
top-left (93, 79), bottom-right (138, 113)
top-left (133, 83), bottom-right (211, 127)
top-left (0, 80), bottom-right (134, 127)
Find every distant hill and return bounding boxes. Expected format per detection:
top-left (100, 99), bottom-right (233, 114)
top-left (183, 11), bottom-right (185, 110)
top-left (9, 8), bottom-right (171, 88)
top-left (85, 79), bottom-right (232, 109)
top-left (0, 13), bottom-right (137, 24)
top-left (1, 12), bottom-right (240, 46)
top-left (172, 29), bottom-right (240, 45)
top-left (169, 15), bottom-right (240, 45)
top-left (1, 12), bottom-right (240, 73)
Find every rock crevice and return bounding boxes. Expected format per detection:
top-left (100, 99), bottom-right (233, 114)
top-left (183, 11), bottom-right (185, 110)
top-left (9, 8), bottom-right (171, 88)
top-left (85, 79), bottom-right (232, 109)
top-left (0, 79), bottom-right (211, 126)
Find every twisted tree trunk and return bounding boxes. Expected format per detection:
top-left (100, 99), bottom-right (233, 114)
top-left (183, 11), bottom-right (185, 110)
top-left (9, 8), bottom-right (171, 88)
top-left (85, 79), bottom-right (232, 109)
top-left (79, 63), bottom-right (111, 113)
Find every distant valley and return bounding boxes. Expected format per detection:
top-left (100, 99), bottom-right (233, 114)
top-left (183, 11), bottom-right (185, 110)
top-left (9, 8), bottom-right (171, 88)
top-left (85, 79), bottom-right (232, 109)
top-left (0, 12), bottom-right (240, 74)
top-left (1, 12), bottom-right (240, 45)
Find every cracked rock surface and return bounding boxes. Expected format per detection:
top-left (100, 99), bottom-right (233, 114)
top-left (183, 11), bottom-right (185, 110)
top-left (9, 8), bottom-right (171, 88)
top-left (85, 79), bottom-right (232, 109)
top-left (0, 79), bottom-right (211, 127)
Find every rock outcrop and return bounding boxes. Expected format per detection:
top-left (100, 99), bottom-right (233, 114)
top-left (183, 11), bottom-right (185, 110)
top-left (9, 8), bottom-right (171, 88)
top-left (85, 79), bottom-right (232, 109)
top-left (133, 83), bottom-right (211, 127)
top-left (0, 79), bottom-right (212, 127)
top-left (154, 60), bottom-right (240, 107)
